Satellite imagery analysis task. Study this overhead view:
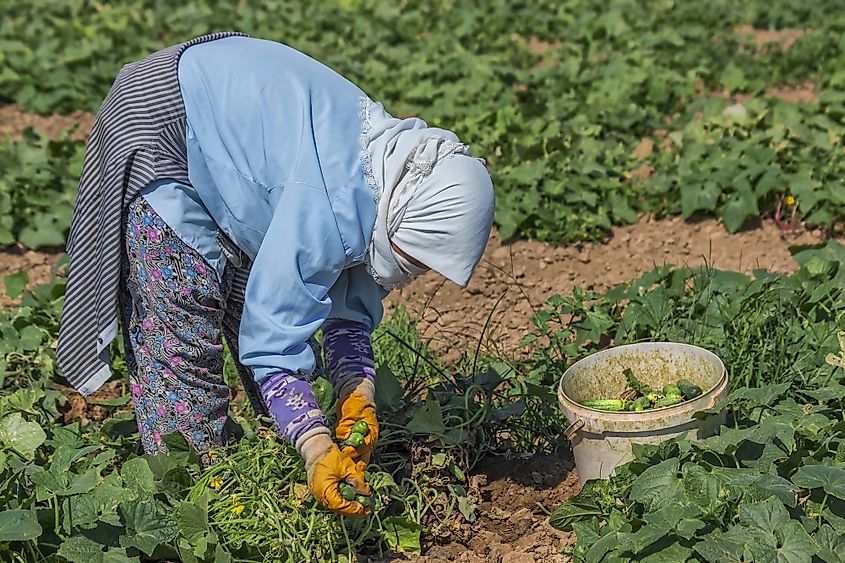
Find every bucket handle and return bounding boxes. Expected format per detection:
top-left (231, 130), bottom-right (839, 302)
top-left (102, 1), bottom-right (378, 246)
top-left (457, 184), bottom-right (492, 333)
top-left (564, 419), bottom-right (584, 441)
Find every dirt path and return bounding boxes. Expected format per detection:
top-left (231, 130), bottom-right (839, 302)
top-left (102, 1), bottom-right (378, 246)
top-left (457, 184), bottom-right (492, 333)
top-left (0, 104), bottom-right (94, 140)
top-left (392, 217), bottom-right (830, 363)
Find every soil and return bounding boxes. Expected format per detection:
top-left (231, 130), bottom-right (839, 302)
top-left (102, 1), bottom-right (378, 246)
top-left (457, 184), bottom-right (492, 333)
top-left (0, 246), bottom-right (64, 306)
top-left (735, 25), bottom-right (807, 51)
top-left (371, 454), bottom-right (578, 563)
top-left (56, 379), bottom-right (130, 425)
top-left (0, 104), bottom-right (94, 140)
top-left (390, 217), bottom-right (831, 363)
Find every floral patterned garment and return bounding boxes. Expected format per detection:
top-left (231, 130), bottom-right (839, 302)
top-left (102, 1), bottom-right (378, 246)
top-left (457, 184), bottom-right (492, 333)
top-left (120, 195), bottom-right (232, 465)
top-left (120, 195), bottom-right (331, 463)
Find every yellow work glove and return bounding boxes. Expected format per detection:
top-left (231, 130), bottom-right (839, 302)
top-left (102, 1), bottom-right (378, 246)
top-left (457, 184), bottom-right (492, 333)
top-left (335, 379), bottom-right (379, 466)
top-left (299, 432), bottom-right (372, 518)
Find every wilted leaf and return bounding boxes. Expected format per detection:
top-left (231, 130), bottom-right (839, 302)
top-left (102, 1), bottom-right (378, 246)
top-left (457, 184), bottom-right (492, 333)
top-left (381, 516), bottom-right (423, 553)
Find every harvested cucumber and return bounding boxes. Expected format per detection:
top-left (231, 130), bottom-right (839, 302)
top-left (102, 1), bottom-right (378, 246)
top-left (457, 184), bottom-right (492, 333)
top-left (580, 376), bottom-right (704, 413)
top-left (677, 379), bottom-right (703, 400)
top-left (628, 396), bottom-right (652, 412)
top-left (344, 432), bottom-right (366, 447)
top-left (656, 395), bottom-right (683, 408)
top-left (351, 420), bottom-right (370, 437)
top-left (580, 399), bottom-right (626, 411)
top-left (338, 482), bottom-right (356, 501)
top-left (662, 383), bottom-right (681, 397)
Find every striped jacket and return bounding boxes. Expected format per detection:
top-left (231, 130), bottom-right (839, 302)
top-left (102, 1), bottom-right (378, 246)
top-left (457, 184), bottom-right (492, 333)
top-left (57, 32), bottom-right (246, 396)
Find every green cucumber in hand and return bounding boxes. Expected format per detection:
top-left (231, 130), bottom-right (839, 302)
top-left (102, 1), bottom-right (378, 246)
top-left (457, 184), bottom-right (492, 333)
top-left (351, 420), bottom-right (370, 437)
top-left (338, 482), bottom-right (356, 501)
top-left (343, 432), bottom-right (366, 447)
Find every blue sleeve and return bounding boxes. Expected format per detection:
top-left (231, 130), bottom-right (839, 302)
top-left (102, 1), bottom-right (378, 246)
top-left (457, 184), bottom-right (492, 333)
top-left (327, 264), bottom-right (389, 331)
top-left (238, 184), bottom-right (348, 386)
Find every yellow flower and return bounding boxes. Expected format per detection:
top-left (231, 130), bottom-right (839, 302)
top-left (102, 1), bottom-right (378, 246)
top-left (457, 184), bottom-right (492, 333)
top-left (232, 504), bottom-right (245, 516)
top-left (209, 476), bottom-right (224, 490)
top-left (785, 195), bottom-right (796, 206)
top-left (622, 171), bottom-right (632, 179)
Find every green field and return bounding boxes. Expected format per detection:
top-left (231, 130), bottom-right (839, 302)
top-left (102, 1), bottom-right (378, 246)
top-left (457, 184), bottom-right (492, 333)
top-left (0, 1), bottom-right (843, 561)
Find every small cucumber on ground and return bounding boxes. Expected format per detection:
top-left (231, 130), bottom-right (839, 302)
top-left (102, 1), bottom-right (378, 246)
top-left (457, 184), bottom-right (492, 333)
top-left (677, 379), bottom-right (703, 400)
top-left (351, 420), bottom-right (370, 437)
top-left (343, 432), bottom-right (366, 447)
top-left (338, 482), bottom-right (357, 501)
top-left (580, 399), bottom-right (626, 411)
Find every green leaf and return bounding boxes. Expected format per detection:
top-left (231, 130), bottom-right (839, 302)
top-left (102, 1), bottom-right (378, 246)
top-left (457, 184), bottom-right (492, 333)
top-left (121, 457), bottom-right (156, 495)
top-left (640, 542), bottom-right (694, 562)
top-left (550, 499), bottom-right (602, 532)
top-left (457, 495), bottom-right (477, 523)
top-left (753, 475), bottom-right (799, 508)
top-left (3, 272), bottom-right (27, 299)
top-left (630, 459), bottom-right (683, 511)
top-left (374, 365), bottom-right (404, 412)
top-left (0, 412), bottom-right (45, 458)
top-left (381, 516), bottom-right (423, 553)
top-left (793, 465), bottom-right (845, 500)
top-left (102, 548), bottom-right (140, 563)
top-left (407, 396), bottom-right (446, 436)
top-left (739, 497), bottom-right (789, 535)
top-left (694, 529), bottom-right (753, 563)
top-left (720, 188), bottom-right (759, 232)
top-left (721, 62), bottom-right (747, 92)
top-left (680, 181), bottom-right (720, 217)
top-left (815, 524), bottom-right (845, 562)
top-left (310, 377), bottom-right (334, 413)
top-left (119, 495), bottom-right (179, 556)
top-left (18, 212), bottom-right (67, 248)
top-left (57, 535), bottom-right (105, 563)
top-left (682, 463), bottom-right (723, 506)
top-left (89, 394), bottom-right (131, 408)
top-left (17, 325), bottom-right (42, 350)
top-left (775, 521), bottom-right (817, 563)
top-left (0, 509), bottom-right (41, 541)
top-left (178, 493), bottom-right (209, 542)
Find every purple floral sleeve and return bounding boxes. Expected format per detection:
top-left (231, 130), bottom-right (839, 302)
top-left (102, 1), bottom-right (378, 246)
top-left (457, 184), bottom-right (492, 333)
top-left (260, 371), bottom-right (328, 446)
top-left (322, 319), bottom-right (376, 398)
top-left (259, 320), bottom-right (373, 446)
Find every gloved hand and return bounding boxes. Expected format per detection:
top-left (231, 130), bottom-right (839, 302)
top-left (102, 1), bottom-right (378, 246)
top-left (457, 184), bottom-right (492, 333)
top-left (299, 432), bottom-right (372, 518)
top-left (260, 370), bottom-right (372, 517)
top-left (335, 379), bottom-right (379, 465)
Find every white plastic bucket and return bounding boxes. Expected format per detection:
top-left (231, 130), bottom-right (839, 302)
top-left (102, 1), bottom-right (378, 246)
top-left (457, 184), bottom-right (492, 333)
top-left (558, 342), bottom-right (728, 486)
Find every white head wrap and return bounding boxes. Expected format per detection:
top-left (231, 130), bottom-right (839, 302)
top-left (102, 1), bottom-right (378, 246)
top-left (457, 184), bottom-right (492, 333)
top-left (362, 100), bottom-right (495, 289)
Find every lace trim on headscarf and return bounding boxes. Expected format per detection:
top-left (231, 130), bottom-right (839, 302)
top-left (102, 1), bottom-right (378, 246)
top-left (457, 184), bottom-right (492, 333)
top-left (358, 97), bottom-right (388, 288)
top-left (358, 97), bottom-right (380, 202)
